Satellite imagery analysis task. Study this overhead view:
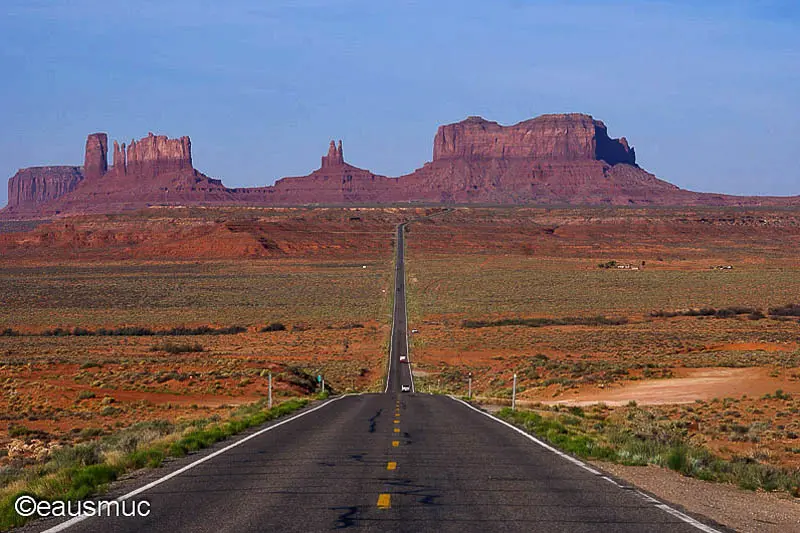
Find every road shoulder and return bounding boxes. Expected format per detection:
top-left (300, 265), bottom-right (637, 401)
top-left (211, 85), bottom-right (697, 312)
top-left (593, 461), bottom-right (800, 533)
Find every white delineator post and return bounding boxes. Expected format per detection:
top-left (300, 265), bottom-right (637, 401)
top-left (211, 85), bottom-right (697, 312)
top-left (468, 373), bottom-right (472, 400)
top-left (512, 373), bottom-right (517, 411)
top-left (268, 372), bottom-right (273, 409)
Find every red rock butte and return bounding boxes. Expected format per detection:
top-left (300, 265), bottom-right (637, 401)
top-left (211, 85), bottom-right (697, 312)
top-left (2, 113), bottom-right (799, 217)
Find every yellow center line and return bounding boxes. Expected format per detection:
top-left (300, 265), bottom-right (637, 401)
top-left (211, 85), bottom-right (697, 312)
top-left (377, 493), bottom-right (391, 509)
top-left (394, 419), bottom-right (400, 424)
top-left (392, 440), bottom-right (399, 447)
top-left (387, 461), bottom-right (397, 470)
top-left (394, 428), bottom-right (400, 433)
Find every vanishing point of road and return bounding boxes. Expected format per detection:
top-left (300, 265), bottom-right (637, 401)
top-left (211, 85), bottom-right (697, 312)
top-left (32, 223), bottom-right (727, 533)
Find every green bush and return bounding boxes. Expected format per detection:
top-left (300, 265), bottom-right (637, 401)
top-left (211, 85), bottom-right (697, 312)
top-left (499, 407), bottom-right (800, 496)
top-left (0, 398), bottom-right (310, 530)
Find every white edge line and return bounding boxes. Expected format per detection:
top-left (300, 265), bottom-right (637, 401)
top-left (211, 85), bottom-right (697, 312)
top-left (384, 225), bottom-right (399, 394)
top-left (402, 226), bottom-right (415, 393)
top-left (42, 395), bottom-right (347, 533)
top-left (448, 396), bottom-right (723, 533)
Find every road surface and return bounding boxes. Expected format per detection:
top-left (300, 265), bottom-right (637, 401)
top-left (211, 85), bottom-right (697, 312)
top-left (31, 222), bottom-right (725, 533)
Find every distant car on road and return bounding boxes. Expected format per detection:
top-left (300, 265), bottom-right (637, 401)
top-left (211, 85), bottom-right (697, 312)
top-left (401, 384), bottom-right (411, 392)
top-left (411, 329), bottom-right (419, 334)
top-left (399, 355), bottom-right (407, 363)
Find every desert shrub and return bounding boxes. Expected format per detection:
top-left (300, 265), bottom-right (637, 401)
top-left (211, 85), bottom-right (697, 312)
top-left (48, 443), bottom-right (101, 470)
top-left (769, 303), bottom-right (800, 317)
top-left (149, 342), bottom-right (204, 354)
top-left (651, 306), bottom-right (759, 319)
top-left (42, 327), bottom-right (70, 336)
top-left (597, 261), bottom-right (618, 269)
top-left (0, 328), bottom-right (20, 337)
top-left (8, 425), bottom-right (35, 438)
top-left (212, 325), bottom-right (247, 335)
top-left (96, 326), bottom-right (154, 336)
top-left (66, 464), bottom-right (117, 501)
top-left (261, 322), bottom-right (287, 332)
top-left (77, 391), bottom-right (96, 400)
top-left (774, 389), bottom-right (793, 401)
top-left (500, 407), bottom-right (800, 496)
top-left (463, 316), bottom-right (627, 329)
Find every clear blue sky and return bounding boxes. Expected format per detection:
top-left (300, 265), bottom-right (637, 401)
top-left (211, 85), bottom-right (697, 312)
top-left (1, 0), bottom-right (798, 207)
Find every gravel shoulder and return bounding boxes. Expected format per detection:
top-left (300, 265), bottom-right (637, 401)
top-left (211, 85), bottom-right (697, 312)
top-left (593, 461), bottom-right (800, 533)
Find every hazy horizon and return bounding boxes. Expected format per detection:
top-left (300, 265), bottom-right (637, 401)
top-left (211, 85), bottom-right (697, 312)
top-left (1, 0), bottom-right (798, 207)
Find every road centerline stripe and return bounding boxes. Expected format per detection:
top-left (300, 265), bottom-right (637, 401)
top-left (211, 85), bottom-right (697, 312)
top-left (387, 461), bottom-right (397, 470)
top-left (377, 493), bottom-right (391, 509)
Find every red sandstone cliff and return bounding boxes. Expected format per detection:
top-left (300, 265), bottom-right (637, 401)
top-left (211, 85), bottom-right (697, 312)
top-left (3, 113), bottom-right (799, 218)
top-left (5, 166), bottom-right (84, 214)
top-left (43, 133), bottom-right (233, 214)
top-left (83, 133), bottom-right (108, 181)
top-left (432, 114), bottom-right (635, 164)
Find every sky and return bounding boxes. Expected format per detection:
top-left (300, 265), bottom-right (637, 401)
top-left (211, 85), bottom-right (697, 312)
top-left (1, 0), bottom-right (798, 207)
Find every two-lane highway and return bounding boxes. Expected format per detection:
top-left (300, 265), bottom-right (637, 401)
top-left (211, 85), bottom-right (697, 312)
top-left (385, 223), bottom-right (414, 395)
top-left (31, 221), bottom-right (726, 533)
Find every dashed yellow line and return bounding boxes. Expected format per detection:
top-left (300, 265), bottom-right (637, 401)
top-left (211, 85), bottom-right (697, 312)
top-left (377, 493), bottom-right (391, 509)
top-left (394, 419), bottom-right (400, 424)
top-left (387, 461), bottom-right (397, 470)
top-left (392, 440), bottom-right (399, 447)
top-left (394, 428), bottom-right (400, 433)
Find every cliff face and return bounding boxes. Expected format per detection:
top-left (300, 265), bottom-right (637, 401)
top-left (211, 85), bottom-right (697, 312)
top-left (3, 113), bottom-right (799, 218)
top-left (83, 133), bottom-right (108, 181)
top-left (262, 140), bottom-right (399, 204)
top-left (110, 133), bottom-right (192, 178)
top-left (396, 114), bottom-right (660, 204)
top-left (6, 166), bottom-right (84, 212)
top-left (432, 114), bottom-right (635, 165)
top-left (40, 133), bottom-right (232, 214)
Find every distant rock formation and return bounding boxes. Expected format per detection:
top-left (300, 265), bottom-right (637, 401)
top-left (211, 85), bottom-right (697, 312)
top-left (3, 113), bottom-right (799, 218)
top-left (40, 133), bottom-right (232, 214)
top-left (260, 140), bottom-right (399, 204)
top-left (83, 133), bottom-right (108, 181)
top-left (110, 133), bottom-right (192, 178)
top-left (321, 140), bottom-right (344, 167)
top-left (432, 114), bottom-right (635, 164)
top-left (6, 166), bottom-right (84, 212)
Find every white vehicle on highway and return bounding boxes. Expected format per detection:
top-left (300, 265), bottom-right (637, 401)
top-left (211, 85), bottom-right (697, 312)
top-left (401, 384), bottom-right (411, 392)
top-left (399, 355), bottom-right (407, 363)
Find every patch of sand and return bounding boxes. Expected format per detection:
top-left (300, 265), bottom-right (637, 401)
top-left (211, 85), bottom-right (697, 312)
top-left (539, 367), bottom-right (798, 406)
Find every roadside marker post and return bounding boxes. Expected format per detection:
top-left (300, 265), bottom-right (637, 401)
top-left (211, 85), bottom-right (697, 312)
top-left (268, 372), bottom-right (273, 409)
top-left (468, 372), bottom-right (472, 400)
top-left (512, 373), bottom-right (517, 411)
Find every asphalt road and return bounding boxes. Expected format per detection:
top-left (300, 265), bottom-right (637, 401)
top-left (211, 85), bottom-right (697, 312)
top-left (31, 222), bottom-right (725, 533)
top-left (385, 223), bottom-right (414, 395)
